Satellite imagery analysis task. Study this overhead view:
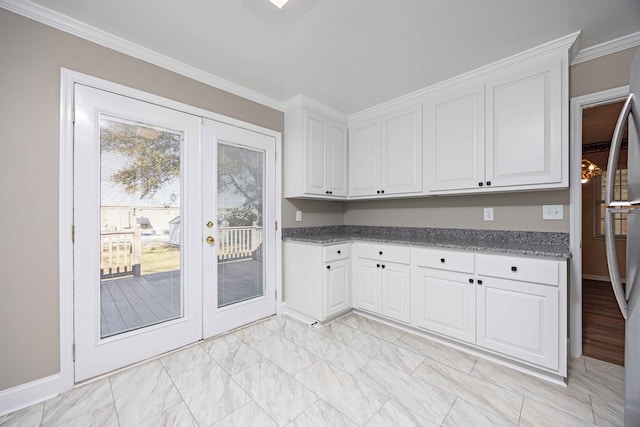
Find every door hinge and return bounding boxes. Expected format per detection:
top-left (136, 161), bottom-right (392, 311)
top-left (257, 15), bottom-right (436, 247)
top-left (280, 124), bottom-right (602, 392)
top-left (71, 224), bottom-right (75, 243)
top-left (72, 343), bottom-right (76, 361)
top-left (71, 106), bottom-right (76, 123)
top-left (275, 221), bottom-right (278, 231)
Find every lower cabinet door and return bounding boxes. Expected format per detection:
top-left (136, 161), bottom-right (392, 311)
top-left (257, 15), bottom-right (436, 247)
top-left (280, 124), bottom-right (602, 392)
top-left (476, 276), bottom-right (559, 370)
top-left (325, 259), bottom-right (350, 318)
top-left (355, 258), bottom-right (382, 313)
top-left (380, 262), bottom-right (411, 322)
top-left (411, 267), bottom-right (476, 344)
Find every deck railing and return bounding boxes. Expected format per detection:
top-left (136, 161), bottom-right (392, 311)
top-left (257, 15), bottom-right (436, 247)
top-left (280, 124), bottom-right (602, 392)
top-left (218, 226), bottom-right (263, 261)
top-left (100, 226), bottom-right (262, 279)
top-left (101, 230), bottom-right (141, 279)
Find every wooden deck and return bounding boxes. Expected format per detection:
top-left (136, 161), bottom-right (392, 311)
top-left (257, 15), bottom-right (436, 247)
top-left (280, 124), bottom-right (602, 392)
top-left (100, 259), bottom-right (264, 337)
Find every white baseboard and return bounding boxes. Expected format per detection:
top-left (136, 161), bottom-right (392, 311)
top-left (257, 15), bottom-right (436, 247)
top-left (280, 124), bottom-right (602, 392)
top-left (583, 274), bottom-right (626, 284)
top-left (0, 374), bottom-right (67, 417)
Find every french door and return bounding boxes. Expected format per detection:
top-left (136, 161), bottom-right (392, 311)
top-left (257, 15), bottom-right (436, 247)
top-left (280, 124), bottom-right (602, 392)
top-left (73, 84), bottom-right (276, 381)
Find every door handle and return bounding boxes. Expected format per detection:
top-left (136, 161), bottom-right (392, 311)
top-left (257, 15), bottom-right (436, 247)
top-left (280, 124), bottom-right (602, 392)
top-left (206, 236), bottom-right (215, 245)
top-left (206, 221), bottom-right (214, 228)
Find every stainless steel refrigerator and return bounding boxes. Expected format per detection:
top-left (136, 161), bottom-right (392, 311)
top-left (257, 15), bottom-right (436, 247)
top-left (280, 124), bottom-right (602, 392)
top-left (605, 47), bottom-right (640, 426)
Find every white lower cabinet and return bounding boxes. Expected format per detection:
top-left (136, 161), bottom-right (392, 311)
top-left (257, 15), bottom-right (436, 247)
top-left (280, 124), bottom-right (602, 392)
top-left (476, 276), bottom-right (559, 370)
top-left (411, 267), bottom-right (476, 344)
top-left (354, 243), bottom-right (411, 323)
top-left (286, 239), bottom-right (566, 376)
top-left (284, 241), bottom-right (351, 322)
top-left (410, 248), bottom-right (565, 373)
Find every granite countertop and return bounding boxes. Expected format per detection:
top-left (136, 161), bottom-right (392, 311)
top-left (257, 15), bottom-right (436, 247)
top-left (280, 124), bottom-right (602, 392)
top-left (283, 226), bottom-right (571, 259)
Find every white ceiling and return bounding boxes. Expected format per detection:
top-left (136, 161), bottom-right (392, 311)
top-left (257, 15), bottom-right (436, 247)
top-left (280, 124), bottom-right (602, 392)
top-left (24, 0), bottom-right (640, 114)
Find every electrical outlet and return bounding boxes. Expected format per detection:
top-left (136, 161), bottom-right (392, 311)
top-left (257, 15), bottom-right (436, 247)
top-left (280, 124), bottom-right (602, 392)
top-left (484, 208), bottom-right (494, 221)
top-left (295, 211), bottom-right (302, 222)
top-left (543, 205), bottom-right (563, 220)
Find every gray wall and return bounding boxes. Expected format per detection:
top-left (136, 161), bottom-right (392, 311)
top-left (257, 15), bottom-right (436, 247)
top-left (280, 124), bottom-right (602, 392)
top-left (0, 9), bottom-right (283, 392)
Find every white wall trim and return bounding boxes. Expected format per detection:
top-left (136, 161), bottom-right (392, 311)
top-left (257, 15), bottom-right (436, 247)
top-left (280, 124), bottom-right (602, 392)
top-left (284, 94), bottom-right (348, 122)
top-left (569, 85), bottom-right (629, 358)
top-left (0, 374), bottom-right (64, 417)
top-left (572, 31), bottom-right (640, 65)
top-left (0, 0), bottom-right (285, 112)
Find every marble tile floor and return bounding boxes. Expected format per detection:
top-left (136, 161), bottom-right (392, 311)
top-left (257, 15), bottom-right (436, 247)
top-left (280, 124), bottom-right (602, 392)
top-left (0, 313), bottom-right (625, 426)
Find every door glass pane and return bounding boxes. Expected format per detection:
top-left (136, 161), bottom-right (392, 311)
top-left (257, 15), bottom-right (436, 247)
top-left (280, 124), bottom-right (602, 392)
top-left (100, 117), bottom-right (182, 338)
top-left (217, 143), bottom-right (265, 307)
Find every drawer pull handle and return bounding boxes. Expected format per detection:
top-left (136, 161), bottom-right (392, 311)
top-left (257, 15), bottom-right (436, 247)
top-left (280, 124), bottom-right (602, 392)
top-left (477, 279), bottom-right (483, 285)
top-left (468, 278), bottom-right (474, 284)
top-left (440, 258), bottom-right (445, 263)
top-left (379, 251), bottom-right (383, 255)
top-left (511, 266), bottom-right (517, 272)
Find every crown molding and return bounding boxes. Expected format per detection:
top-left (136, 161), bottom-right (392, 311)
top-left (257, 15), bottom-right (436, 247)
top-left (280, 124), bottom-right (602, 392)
top-left (571, 31), bottom-right (640, 65)
top-left (284, 94), bottom-right (348, 122)
top-left (350, 31), bottom-right (580, 121)
top-left (0, 0), bottom-right (285, 111)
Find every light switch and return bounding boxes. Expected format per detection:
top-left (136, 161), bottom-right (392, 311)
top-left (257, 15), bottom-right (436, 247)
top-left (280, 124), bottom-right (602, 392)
top-left (543, 205), bottom-right (563, 220)
top-left (295, 211), bottom-right (302, 222)
top-left (484, 208), bottom-right (494, 221)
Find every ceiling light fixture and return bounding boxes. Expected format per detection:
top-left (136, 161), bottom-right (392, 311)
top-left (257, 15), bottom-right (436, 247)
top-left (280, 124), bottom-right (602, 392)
top-left (268, 0), bottom-right (289, 9)
top-left (581, 158), bottom-right (602, 184)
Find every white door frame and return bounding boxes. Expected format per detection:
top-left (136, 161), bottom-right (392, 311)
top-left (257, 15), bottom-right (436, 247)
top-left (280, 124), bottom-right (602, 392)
top-left (569, 85), bottom-right (628, 357)
top-left (59, 68), bottom-right (282, 391)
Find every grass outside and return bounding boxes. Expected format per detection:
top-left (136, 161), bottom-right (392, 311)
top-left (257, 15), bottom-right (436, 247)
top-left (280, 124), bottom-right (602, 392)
top-left (141, 244), bottom-right (180, 275)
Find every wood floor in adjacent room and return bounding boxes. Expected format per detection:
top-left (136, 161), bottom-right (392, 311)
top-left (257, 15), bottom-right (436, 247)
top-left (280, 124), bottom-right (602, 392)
top-left (582, 279), bottom-right (626, 366)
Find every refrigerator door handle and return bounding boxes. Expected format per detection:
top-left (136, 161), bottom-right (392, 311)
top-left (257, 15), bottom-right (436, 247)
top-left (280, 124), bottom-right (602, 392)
top-left (605, 208), bottom-right (629, 320)
top-left (603, 93), bottom-right (633, 320)
top-left (605, 93), bottom-right (633, 206)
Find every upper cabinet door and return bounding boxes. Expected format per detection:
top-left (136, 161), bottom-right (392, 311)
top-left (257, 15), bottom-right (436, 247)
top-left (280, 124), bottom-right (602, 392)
top-left (485, 56), bottom-right (563, 188)
top-left (349, 119), bottom-right (381, 197)
top-left (424, 81), bottom-right (485, 192)
top-left (381, 104), bottom-right (423, 195)
top-left (327, 121), bottom-right (348, 197)
top-left (304, 111), bottom-right (327, 195)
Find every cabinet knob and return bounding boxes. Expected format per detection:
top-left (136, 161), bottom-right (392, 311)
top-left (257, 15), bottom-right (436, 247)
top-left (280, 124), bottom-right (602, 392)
top-left (376, 264), bottom-right (380, 268)
top-left (326, 265), bottom-right (331, 269)
top-left (478, 182), bottom-right (484, 187)
top-left (329, 190), bottom-right (333, 194)
top-left (381, 265), bottom-right (386, 268)
top-left (325, 191), bottom-right (329, 194)
top-left (381, 190), bottom-right (385, 194)
top-left (477, 279), bottom-right (483, 285)
top-left (469, 278), bottom-right (474, 284)
top-left (377, 190), bottom-right (381, 194)
top-left (486, 181), bottom-right (492, 186)
top-left (379, 251), bottom-right (383, 255)
top-left (511, 266), bottom-right (517, 272)
top-left (440, 258), bottom-right (445, 263)
top-left (337, 250), bottom-right (341, 254)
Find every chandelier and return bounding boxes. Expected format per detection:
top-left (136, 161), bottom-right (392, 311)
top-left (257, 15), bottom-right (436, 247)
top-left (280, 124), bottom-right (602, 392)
top-left (581, 158), bottom-right (602, 183)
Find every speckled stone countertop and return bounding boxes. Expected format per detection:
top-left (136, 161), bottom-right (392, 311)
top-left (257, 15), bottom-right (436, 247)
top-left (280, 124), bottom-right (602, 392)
top-left (283, 226), bottom-right (571, 258)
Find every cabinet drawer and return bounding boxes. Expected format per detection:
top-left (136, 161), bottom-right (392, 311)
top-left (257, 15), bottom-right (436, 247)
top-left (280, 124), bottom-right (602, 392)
top-left (356, 243), bottom-right (410, 264)
top-left (412, 248), bottom-right (474, 273)
top-left (476, 254), bottom-right (559, 286)
top-left (323, 243), bottom-right (350, 262)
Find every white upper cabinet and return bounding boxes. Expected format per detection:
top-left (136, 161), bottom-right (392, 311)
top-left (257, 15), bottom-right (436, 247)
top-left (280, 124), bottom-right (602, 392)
top-left (349, 119), bottom-right (381, 197)
top-left (424, 52), bottom-right (567, 194)
top-left (284, 98), bottom-right (348, 198)
top-left (485, 56), bottom-right (562, 188)
top-left (349, 104), bottom-right (422, 197)
top-left (424, 80), bottom-right (485, 191)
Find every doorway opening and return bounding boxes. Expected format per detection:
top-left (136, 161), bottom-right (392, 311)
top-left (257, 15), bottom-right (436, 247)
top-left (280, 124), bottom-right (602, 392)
top-left (579, 100), bottom-right (627, 365)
